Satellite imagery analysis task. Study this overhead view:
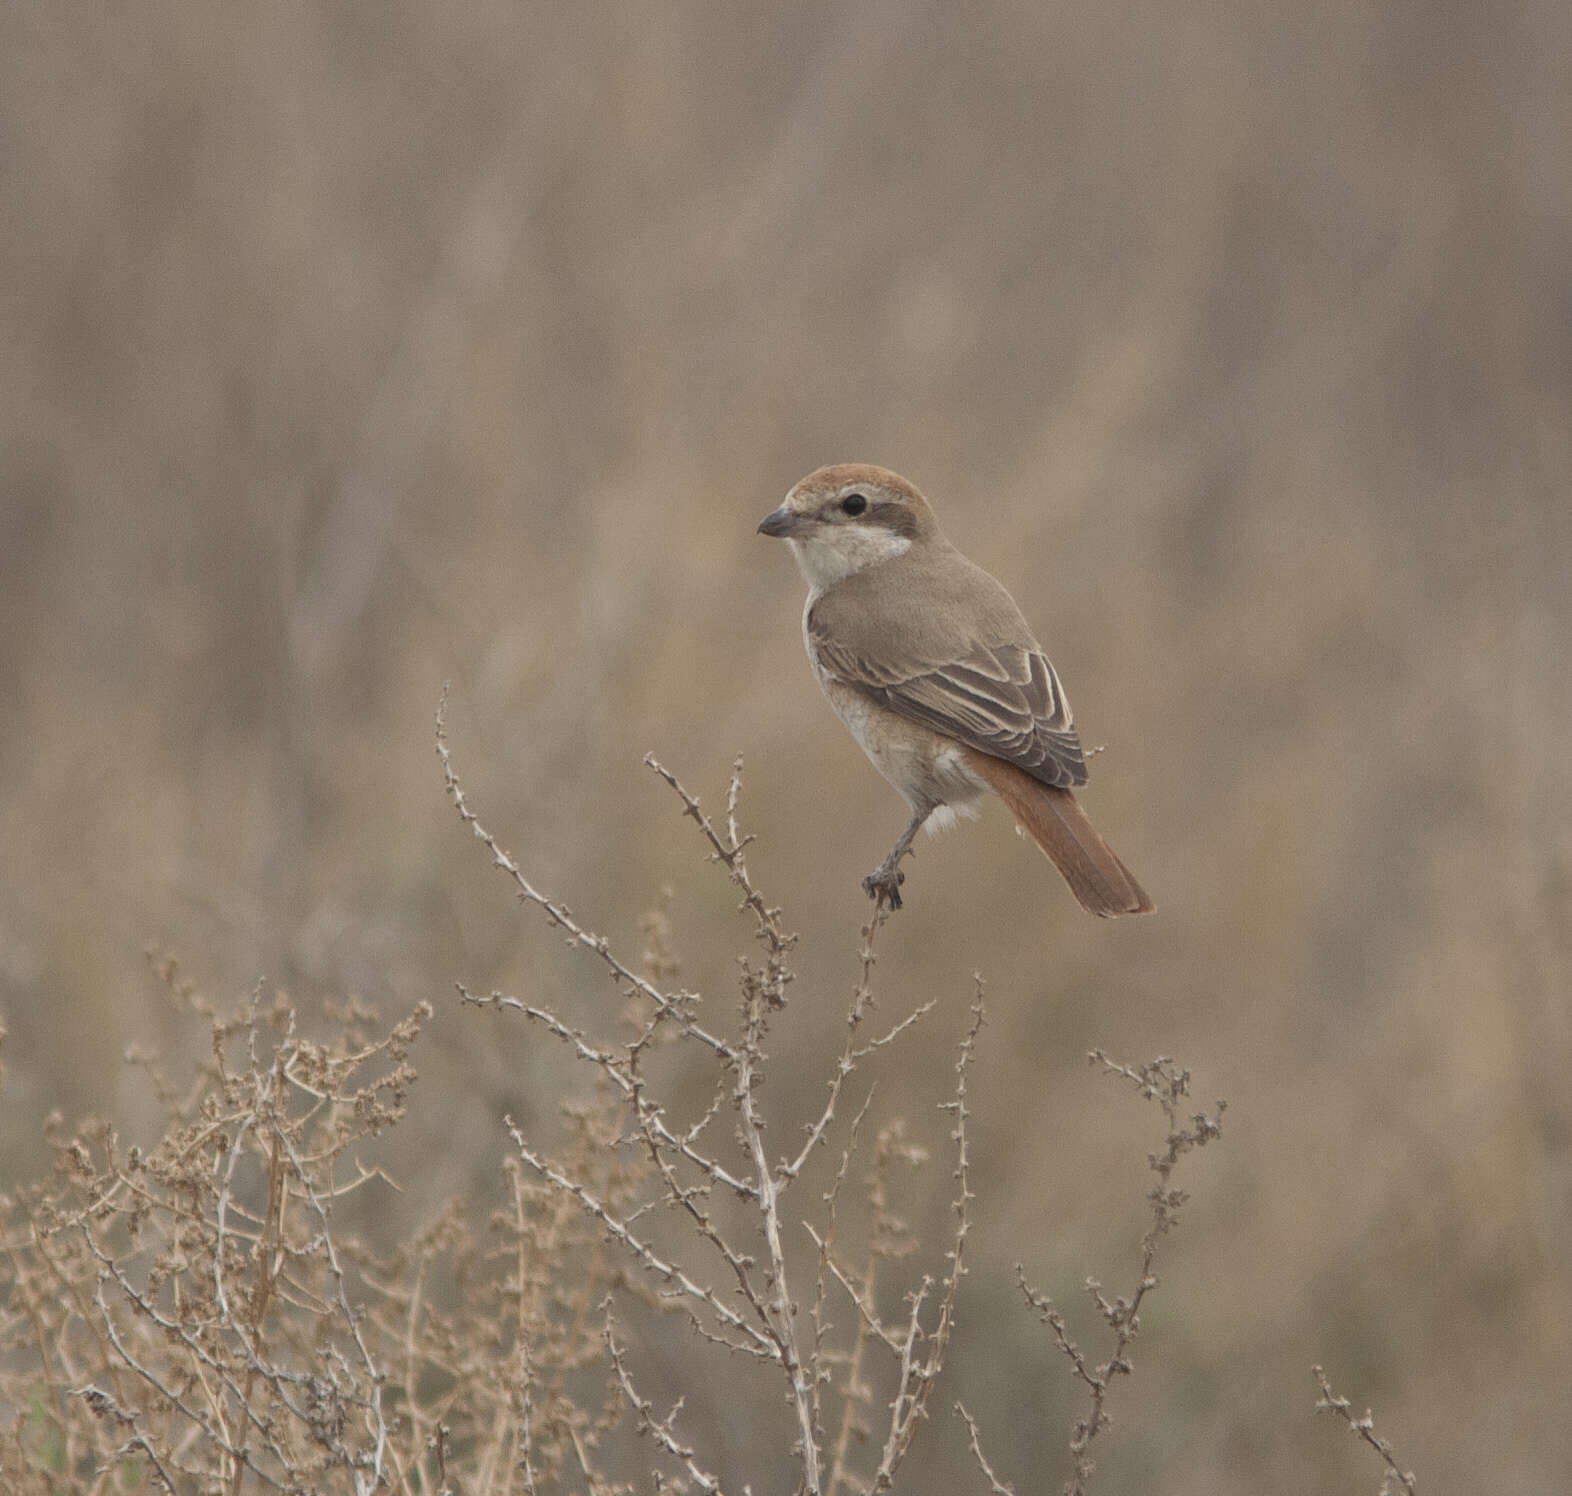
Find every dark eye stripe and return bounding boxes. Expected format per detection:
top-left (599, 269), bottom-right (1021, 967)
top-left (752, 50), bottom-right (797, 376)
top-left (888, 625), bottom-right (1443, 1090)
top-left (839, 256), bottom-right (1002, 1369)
top-left (865, 500), bottom-right (919, 538)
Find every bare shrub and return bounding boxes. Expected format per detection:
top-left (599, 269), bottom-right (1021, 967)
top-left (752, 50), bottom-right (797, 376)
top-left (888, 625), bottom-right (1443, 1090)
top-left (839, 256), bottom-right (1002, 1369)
top-left (0, 706), bottom-right (1227, 1493)
top-left (438, 695), bottom-right (983, 1495)
top-left (0, 967), bottom-right (645, 1493)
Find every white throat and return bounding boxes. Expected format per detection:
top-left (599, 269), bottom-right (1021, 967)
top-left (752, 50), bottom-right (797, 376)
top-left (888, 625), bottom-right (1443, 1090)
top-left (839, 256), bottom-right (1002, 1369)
top-left (789, 526), bottom-right (912, 594)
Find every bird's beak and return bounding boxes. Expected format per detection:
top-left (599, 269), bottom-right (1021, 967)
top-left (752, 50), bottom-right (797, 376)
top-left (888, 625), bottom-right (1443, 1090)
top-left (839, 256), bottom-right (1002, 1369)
top-left (758, 507), bottom-right (812, 538)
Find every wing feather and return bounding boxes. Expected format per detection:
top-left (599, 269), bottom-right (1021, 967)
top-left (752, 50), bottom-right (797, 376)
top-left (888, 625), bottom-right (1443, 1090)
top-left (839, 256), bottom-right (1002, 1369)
top-left (809, 621), bottom-right (1088, 789)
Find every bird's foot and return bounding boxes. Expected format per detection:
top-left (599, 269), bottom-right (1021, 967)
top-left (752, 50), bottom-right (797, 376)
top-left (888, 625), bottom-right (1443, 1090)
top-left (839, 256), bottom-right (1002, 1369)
top-left (861, 861), bottom-right (906, 910)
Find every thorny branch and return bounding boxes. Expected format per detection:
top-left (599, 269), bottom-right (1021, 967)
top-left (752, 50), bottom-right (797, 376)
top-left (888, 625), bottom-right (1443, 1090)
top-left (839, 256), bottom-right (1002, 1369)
top-left (1314, 1365), bottom-right (1417, 1495)
top-left (963, 1053), bottom-right (1224, 1496)
top-left (955, 1401), bottom-right (1015, 1496)
top-left (437, 689), bottom-right (733, 1060)
top-left (503, 1118), bottom-right (779, 1360)
top-left (866, 992), bottom-right (983, 1493)
top-left (606, 1306), bottom-right (727, 1496)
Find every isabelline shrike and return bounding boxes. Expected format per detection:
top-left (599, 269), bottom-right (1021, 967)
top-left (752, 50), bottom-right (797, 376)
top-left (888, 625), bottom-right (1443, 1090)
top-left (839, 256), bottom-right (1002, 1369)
top-left (759, 463), bottom-right (1152, 916)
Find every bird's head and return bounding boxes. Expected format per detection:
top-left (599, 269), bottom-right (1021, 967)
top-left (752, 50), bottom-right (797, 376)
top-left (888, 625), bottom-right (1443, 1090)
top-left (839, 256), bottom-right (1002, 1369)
top-left (757, 464), bottom-right (939, 590)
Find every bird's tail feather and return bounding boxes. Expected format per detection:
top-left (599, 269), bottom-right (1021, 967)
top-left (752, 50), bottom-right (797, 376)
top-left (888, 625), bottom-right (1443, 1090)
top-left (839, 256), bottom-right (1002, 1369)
top-left (964, 751), bottom-right (1154, 917)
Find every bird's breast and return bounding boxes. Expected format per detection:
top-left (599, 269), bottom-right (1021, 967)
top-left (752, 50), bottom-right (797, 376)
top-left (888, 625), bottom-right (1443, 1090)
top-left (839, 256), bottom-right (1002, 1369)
top-left (805, 636), bottom-right (987, 816)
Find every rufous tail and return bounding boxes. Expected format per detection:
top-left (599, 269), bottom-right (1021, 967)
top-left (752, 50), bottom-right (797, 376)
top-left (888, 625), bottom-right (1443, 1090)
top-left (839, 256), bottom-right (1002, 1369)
top-left (964, 750), bottom-right (1154, 917)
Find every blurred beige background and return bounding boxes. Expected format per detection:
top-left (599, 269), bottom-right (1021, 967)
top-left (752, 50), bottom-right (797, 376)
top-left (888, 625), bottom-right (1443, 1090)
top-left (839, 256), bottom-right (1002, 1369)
top-left (2, 2), bottom-right (1569, 1491)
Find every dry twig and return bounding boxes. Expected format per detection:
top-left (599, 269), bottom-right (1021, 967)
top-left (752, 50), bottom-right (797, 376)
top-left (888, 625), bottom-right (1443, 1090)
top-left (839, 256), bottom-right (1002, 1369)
top-left (962, 1053), bottom-right (1224, 1496)
top-left (1314, 1365), bottom-right (1417, 1495)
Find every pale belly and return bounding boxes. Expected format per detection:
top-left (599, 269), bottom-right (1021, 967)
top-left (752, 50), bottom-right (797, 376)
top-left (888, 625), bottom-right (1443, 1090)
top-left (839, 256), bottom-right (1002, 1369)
top-left (814, 672), bottom-right (988, 826)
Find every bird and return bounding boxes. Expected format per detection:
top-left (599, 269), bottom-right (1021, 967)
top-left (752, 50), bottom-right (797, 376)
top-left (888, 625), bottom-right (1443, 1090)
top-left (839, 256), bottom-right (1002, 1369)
top-left (757, 463), bottom-right (1152, 916)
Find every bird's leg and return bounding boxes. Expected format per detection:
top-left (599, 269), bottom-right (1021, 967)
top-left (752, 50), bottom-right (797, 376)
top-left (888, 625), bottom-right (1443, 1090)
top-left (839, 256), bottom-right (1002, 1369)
top-left (861, 807), bottom-right (931, 910)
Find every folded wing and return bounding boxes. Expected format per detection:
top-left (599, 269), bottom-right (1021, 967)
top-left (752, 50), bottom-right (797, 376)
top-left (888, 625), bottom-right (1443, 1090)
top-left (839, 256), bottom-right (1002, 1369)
top-left (808, 623), bottom-right (1088, 790)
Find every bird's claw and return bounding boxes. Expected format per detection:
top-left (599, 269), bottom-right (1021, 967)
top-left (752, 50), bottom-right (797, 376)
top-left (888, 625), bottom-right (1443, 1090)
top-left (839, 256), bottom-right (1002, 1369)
top-left (861, 864), bottom-right (906, 910)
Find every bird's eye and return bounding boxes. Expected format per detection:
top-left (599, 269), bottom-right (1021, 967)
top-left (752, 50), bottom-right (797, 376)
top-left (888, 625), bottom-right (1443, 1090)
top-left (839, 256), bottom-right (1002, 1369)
top-left (840, 492), bottom-right (868, 517)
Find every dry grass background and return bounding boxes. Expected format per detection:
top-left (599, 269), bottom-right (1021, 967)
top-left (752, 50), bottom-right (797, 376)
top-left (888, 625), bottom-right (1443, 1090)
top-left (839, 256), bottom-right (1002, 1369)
top-left (2, 1), bottom-right (1569, 1490)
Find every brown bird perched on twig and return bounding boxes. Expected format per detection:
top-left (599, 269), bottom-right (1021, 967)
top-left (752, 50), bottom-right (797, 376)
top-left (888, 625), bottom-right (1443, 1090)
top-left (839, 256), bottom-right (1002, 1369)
top-left (758, 463), bottom-right (1153, 917)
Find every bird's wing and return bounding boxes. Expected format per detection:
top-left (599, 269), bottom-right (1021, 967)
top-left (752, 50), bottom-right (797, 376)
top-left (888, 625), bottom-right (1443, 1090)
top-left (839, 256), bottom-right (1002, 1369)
top-left (808, 616), bottom-right (1088, 789)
